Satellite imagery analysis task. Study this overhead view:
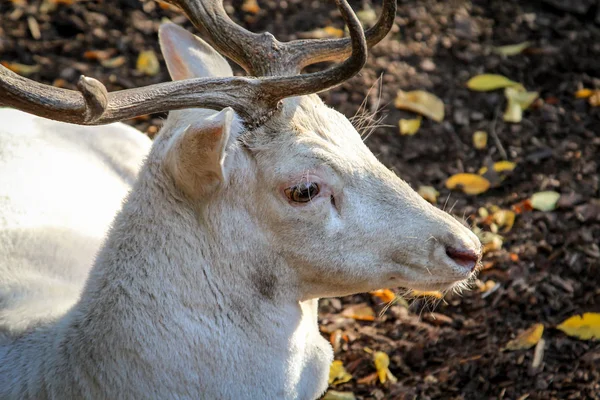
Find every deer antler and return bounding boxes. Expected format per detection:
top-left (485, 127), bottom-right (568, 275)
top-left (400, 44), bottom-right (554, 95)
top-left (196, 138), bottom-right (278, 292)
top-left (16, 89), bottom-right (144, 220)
top-left (0, 0), bottom-right (396, 126)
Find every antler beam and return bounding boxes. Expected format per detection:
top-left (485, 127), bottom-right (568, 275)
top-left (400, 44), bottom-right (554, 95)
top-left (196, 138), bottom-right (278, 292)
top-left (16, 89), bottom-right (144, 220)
top-left (0, 0), bottom-right (395, 126)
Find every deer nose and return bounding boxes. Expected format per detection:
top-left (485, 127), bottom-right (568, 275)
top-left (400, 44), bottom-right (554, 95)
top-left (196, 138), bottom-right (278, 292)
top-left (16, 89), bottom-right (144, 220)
top-left (445, 247), bottom-right (481, 272)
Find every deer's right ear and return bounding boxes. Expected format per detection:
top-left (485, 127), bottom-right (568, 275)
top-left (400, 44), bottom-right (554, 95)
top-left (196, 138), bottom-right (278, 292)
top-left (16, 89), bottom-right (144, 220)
top-left (158, 22), bottom-right (233, 80)
top-left (164, 107), bottom-right (234, 199)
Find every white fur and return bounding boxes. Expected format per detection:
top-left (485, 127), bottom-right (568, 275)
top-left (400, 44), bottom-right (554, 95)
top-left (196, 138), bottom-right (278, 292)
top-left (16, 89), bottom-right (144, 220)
top-left (0, 24), bottom-right (480, 399)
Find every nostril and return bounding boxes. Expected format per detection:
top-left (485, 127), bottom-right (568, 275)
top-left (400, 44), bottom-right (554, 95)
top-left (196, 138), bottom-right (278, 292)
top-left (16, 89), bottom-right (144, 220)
top-left (445, 247), bottom-right (480, 272)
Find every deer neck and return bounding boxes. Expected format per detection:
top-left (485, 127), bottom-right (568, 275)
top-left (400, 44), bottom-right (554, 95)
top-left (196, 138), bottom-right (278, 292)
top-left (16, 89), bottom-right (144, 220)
top-left (42, 158), bottom-right (331, 397)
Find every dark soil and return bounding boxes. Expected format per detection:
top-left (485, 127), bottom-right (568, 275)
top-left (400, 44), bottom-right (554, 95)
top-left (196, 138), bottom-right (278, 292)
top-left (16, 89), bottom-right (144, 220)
top-left (1, 0), bottom-right (599, 399)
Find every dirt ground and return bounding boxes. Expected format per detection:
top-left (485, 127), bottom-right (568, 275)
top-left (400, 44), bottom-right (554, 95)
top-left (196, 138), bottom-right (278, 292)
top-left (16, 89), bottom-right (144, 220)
top-left (1, 0), bottom-right (599, 399)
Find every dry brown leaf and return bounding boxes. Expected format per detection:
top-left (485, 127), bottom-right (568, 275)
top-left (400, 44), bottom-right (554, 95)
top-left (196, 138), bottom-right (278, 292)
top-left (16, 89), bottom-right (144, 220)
top-left (370, 289), bottom-right (396, 303)
top-left (328, 360), bottom-right (353, 385)
top-left (1, 61), bottom-right (41, 76)
top-left (101, 56), bottom-right (127, 69)
top-left (241, 0), bottom-right (260, 14)
top-left (84, 49), bottom-right (115, 61)
top-left (341, 304), bottom-right (376, 321)
top-left (394, 90), bottom-right (445, 122)
top-left (557, 313), bottom-right (600, 340)
top-left (446, 173), bottom-right (491, 195)
top-left (466, 74), bottom-right (519, 91)
top-left (505, 324), bottom-right (544, 350)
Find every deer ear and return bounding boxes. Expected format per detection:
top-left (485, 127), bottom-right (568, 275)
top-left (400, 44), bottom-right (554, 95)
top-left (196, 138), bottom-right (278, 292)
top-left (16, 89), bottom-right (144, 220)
top-left (158, 22), bottom-right (233, 80)
top-left (165, 107), bottom-right (234, 199)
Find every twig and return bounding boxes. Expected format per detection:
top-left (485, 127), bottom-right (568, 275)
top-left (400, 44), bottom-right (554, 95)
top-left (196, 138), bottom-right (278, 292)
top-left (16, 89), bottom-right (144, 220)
top-left (490, 107), bottom-right (508, 160)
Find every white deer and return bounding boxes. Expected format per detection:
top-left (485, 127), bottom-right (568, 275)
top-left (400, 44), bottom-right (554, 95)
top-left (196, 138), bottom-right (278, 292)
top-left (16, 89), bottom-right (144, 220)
top-left (0, 0), bottom-right (481, 398)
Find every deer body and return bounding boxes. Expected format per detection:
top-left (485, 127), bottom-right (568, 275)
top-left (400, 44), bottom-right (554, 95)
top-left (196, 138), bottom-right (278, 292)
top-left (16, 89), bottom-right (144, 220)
top-left (0, 2), bottom-right (481, 398)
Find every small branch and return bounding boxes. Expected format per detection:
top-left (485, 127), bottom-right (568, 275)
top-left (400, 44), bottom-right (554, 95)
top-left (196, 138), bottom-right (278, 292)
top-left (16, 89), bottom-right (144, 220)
top-left (490, 107), bottom-right (508, 160)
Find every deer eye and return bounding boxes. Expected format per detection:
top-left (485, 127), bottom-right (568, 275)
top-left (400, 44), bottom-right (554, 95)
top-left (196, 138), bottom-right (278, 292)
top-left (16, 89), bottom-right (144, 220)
top-left (284, 182), bottom-right (320, 203)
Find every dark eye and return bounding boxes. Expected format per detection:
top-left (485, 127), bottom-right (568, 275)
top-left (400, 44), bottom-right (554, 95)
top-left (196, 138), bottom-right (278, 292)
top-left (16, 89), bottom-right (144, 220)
top-left (284, 182), bottom-right (320, 203)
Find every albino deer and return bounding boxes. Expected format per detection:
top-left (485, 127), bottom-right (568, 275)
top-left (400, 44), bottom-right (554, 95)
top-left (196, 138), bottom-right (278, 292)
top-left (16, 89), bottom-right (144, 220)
top-left (0, 0), bottom-right (481, 398)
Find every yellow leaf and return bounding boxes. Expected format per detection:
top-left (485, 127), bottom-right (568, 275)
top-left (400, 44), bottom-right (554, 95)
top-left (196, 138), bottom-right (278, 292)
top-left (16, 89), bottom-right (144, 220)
top-left (100, 56), bottom-right (126, 69)
top-left (504, 324), bottom-right (544, 350)
top-left (446, 173), bottom-right (491, 195)
top-left (530, 191), bottom-right (560, 211)
top-left (241, 0), bottom-right (260, 14)
top-left (394, 90), bottom-right (445, 122)
top-left (323, 26), bottom-right (345, 38)
top-left (411, 290), bottom-right (443, 299)
top-left (473, 130), bottom-right (488, 149)
top-left (493, 41), bottom-right (531, 56)
top-left (417, 185), bottom-right (439, 204)
top-left (477, 231), bottom-right (503, 253)
top-left (301, 26), bottom-right (344, 39)
top-left (370, 289), bottom-right (396, 303)
top-left (575, 88), bottom-right (593, 99)
top-left (399, 116), bottom-right (422, 135)
top-left (466, 74), bottom-right (519, 91)
top-left (557, 313), bottom-right (600, 340)
top-left (341, 304), bottom-right (376, 321)
top-left (373, 351), bottom-right (397, 384)
top-left (476, 279), bottom-right (497, 293)
top-left (493, 209), bottom-right (516, 232)
top-left (504, 86), bottom-right (538, 123)
top-left (503, 101), bottom-right (523, 123)
top-left (136, 50), bottom-right (160, 76)
top-left (493, 160), bottom-right (517, 173)
top-left (328, 360), bottom-right (353, 385)
top-left (322, 390), bottom-right (357, 400)
top-left (589, 91), bottom-right (600, 107)
top-left (0, 61), bottom-right (41, 76)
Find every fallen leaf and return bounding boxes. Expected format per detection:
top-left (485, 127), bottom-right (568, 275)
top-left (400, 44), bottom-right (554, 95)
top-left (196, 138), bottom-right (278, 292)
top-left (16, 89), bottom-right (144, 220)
top-left (394, 90), bottom-right (445, 122)
top-left (530, 191), bottom-right (560, 211)
top-left (356, 7), bottom-right (377, 27)
top-left (509, 253), bottom-right (519, 262)
top-left (473, 130), bottom-right (488, 149)
top-left (446, 173), bottom-right (491, 195)
top-left (355, 372), bottom-right (378, 385)
top-left (466, 74), bottom-right (519, 91)
top-left (411, 290), bottom-right (443, 299)
top-left (476, 279), bottom-right (497, 293)
top-left (241, 0), bottom-right (260, 14)
top-left (341, 304), bottom-right (376, 321)
top-left (328, 360), bottom-right (353, 385)
top-left (399, 116), bottom-right (422, 135)
top-left (100, 56), bottom-right (126, 69)
top-left (300, 26), bottom-right (344, 39)
top-left (84, 49), bottom-right (115, 61)
top-left (504, 324), bottom-right (544, 350)
top-left (0, 61), bottom-right (41, 76)
top-left (589, 91), bottom-right (600, 107)
top-left (477, 231), bottom-right (504, 253)
top-left (512, 198), bottom-right (533, 214)
top-left (557, 313), bottom-right (600, 340)
top-left (370, 289), bottom-right (396, 303)
top-left (417, 185), bottom-right (439, 204)
top-left (322, 390), bottom-right (356, 400)
top-left (374, 351), bottom-right (397, 384)
top-left (504, 86), bottom-right (539, 123)
top-left (493, 160), bottom-right (517, 173)
top-left (493, 41), bottom-right (531, 56)
top-left (136, 50), bottom-right (160, 76)
top-left (493, 209), bottom-right (516, 232)
top-left (575, 88), bottom-right (593, 99)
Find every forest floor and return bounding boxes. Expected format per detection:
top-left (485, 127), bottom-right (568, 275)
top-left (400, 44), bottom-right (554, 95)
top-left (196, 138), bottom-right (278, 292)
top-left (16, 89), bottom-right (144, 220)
top-left (1, 0), bottom-right (599, 399)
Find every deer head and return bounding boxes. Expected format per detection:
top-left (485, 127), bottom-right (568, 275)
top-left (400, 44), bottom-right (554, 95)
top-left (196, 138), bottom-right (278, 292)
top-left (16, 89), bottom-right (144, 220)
top-left (0, 0), bottom-right (481, 301)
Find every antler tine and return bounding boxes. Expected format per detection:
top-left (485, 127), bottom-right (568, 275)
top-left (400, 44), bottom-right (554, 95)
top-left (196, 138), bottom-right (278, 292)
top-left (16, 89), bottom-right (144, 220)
top-left (288, 0), bottom-right (397, 71)
top-left (0, 0), bottom-right (371, 126)
top-left (167, 0), bottom-right (389, 77)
